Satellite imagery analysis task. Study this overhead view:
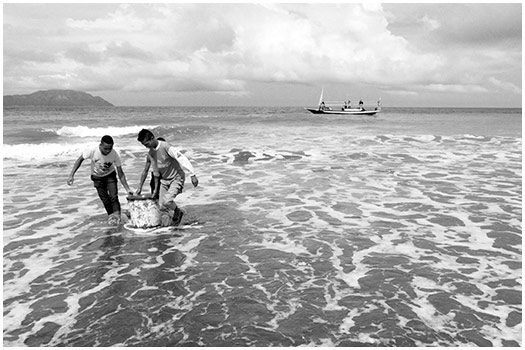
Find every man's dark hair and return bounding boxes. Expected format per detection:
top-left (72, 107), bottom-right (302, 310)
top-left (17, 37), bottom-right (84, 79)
top-left (138, 129), bottom-right (155, 142)
top-left (101, 135), bottom-right (114, 145)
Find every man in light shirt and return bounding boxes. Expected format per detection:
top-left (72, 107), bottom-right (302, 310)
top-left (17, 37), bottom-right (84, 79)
top-left (136, 129), bottom-right (199, 225)
top-left (67, 135), bottom-right (133, 225)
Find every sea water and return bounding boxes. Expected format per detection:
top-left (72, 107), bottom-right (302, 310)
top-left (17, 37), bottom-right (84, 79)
top-left (3, 106), bottom-right (522, 346)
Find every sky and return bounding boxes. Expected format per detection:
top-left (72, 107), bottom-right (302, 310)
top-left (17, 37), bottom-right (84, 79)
top-left (3, 2), bottom-right (522, 107)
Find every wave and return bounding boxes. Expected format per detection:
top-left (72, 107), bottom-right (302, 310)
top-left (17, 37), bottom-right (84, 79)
top-left (39, 124), bottom-right (215, 140)
top-left (2, 142), bottom-right (144, 162)
top-left (43, 125), bottom-right (159, 138)
top-left (3, 132), bottom-right (519, 164)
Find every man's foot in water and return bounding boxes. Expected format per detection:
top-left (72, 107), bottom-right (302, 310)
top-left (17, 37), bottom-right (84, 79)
top-left (160, 212), bottom-right (171, 227)
top-left (171, 207), bottom-right (184, 226)
top-left (108, 214), bottom-right (121, 226)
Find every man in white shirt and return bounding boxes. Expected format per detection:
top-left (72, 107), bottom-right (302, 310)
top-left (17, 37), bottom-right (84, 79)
top-left (136, 129), bottom-right (199, 225)
top-left (67, 135), bottom-right (133, 225)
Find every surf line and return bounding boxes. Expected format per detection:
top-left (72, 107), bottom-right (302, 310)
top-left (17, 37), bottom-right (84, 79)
top-left (123, 223), bottom-right (176, 235)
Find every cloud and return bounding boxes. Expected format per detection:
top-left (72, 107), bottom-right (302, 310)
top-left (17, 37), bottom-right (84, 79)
top-left (422, 84), bottom-right (488, 94)
top-left (64, 45), bottom-right (104, 65)
top-left (3, 3), bottom-right (521, 107)
top-left (105, 41), bottom-right (152, 61)
top-left (489, 77), bottom-right (521, 94)
top-left (4, 49), bottom-right (57, 64)
top-left (434, 4), bottom-right (522, 46)
top-left (65, 4), bottom-right (147, 32)
top-left (419, 14), bottom-right (440, 31)
top-left (5, 4), bottom-right (442, 91)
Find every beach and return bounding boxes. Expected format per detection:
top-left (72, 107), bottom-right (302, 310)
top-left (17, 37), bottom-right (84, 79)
top-left (3, 106), bottom-right (522, 346)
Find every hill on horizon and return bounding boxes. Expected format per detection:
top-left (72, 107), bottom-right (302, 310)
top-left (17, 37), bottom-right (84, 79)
top-left (3, 89), bottom-right (114, 107)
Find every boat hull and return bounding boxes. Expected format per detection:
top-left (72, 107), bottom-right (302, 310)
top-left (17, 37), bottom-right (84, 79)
top-left (305, 108), bottom-right (379, 116)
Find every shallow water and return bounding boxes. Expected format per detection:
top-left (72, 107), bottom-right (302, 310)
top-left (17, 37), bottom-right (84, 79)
top-left (3, 106), bottom-right (522, 346)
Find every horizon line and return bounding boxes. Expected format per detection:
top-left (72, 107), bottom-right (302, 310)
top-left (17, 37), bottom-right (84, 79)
top-left (3, 104), bottom-right (522, 109)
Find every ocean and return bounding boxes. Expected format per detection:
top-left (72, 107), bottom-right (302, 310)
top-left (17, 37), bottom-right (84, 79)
top-left (3, 106), bottom-right (522, 346)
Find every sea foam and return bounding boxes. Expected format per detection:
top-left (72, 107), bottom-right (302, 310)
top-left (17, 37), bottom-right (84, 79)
top-left (46, 125), bottom-right (158, 138)
top-left (2, 142), bottom-right (144, 162)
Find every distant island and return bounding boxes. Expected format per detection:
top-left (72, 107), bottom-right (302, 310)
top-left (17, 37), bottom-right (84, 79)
top-left (3, 89), bottom-right (114, 107)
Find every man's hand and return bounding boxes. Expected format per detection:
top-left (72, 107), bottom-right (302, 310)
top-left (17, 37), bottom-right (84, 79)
top-left (67, 176), bottom-right (74, 186)
top-left (191, 175), bottom-right (199, 187)
top-left (123, 186), bottom-right (133, 196)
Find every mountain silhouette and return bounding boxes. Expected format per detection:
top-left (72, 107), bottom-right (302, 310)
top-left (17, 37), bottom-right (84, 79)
top-left (3, 89), bottom-right (114, 107)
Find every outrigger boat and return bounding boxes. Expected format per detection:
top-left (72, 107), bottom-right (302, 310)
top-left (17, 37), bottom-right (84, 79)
top-left (305, 88), bottom-right (381, 116)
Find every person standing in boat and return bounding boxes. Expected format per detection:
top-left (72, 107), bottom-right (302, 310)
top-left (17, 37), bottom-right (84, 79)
top-left (136, 129), bottom-right (199, 226)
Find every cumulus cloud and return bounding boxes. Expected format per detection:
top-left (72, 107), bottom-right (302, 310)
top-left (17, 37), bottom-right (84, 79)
top-left (224, 4), bottom-right (445, 85)
top-left (3, 3), bottom-right (521, 106)
top-left (4, 4), bottom-right (445, 92)
top-left (65, 4), bottom-right (147, 32)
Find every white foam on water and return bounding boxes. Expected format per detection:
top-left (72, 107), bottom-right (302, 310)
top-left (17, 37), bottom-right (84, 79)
top-left (342, 234), bottom-right (383, 289)
top-left (303, 338), bottom-right (336, 347)
top-left (481, 322), bottom-right (522, 348)
top-left (455, 292), bottom-right (519, 323)
top-left (44, 267), bottom-right (125, 346)
top-left (265, 296), bottom-right (303, 331)
top-left (236, 253), bottom-right (263, 276)
top-left (410, 290), bottom-right (456, 330)
top-left (4, 212), bottom-right (95, 297)
top-left (3, 142), bottom-right (89, 161)
top-left (412, 275), bottom-right (441, 290)
top-left (3, 142), bottom-right (146, 163)
top-left (256, 236), bottom-right (313, 258)
top-left (148, 289), bottom-right (209, 343)
top-left (122, 224), bottom-right (173, 235)
top-left (338, 306), bottom-right (363, 334)
top-left (3, 301), bottom-right (35, 343)
top-left (3, 119), bottom-right (521, 346)
top-left (3, 239), bottom-right (79, 344)
top-left (46, 124), bottom-right (159, 138)
top-left (176, 235), bottom-right (208, 273)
